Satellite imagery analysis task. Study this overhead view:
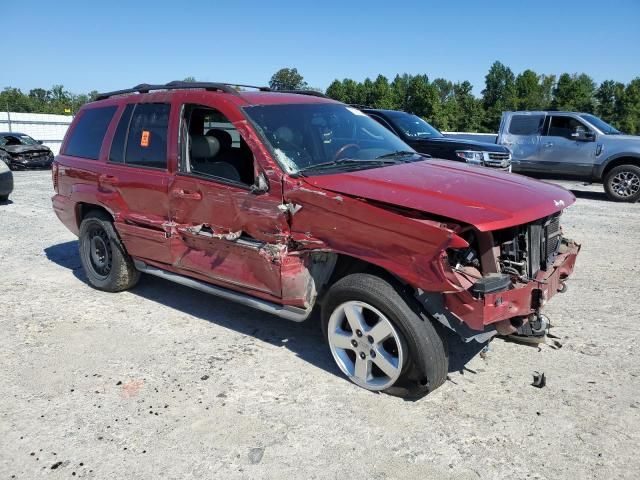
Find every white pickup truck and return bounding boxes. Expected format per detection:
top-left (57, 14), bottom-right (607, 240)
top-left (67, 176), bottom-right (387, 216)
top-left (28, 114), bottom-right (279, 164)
top-left (497, 111), bottom-right (640, 202)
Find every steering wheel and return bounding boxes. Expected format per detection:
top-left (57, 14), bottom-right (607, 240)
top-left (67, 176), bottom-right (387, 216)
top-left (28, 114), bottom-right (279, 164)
top-left (334, 143), bottom-right (360, 161)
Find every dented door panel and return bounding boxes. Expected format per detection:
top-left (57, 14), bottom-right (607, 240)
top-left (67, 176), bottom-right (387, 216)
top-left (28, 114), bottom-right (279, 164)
top-left (169, 176), bottom-right (289, 297)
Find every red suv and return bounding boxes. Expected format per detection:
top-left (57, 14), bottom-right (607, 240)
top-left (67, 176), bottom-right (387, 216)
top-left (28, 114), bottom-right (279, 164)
top-left (52, 81), bottom-right (580, 397)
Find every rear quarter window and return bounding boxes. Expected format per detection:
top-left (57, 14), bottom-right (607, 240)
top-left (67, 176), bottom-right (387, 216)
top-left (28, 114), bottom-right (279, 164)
top-left (63, 106), bottom-right (117, 159)
top-left (508, 115), bottom-right (544, 135)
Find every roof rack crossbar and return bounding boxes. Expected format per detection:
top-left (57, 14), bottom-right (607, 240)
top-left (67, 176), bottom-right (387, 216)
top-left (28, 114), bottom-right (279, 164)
top-left (95, 81), bottom-right (261, 100)
top-left (276, 90), bottom-right (329, 98)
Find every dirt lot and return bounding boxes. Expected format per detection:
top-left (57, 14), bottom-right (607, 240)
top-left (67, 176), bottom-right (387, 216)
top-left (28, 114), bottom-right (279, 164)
top-left (1, 171), bottom-right (639, 479)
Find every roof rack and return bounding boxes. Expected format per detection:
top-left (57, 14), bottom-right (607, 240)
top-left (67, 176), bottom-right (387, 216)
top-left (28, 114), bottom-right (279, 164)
top-left (95, 82), bottom-right (329, 101)
top-left (95, 81), bottom-right (271, 101)
top-left (275, 90), bottom-right (329, 98)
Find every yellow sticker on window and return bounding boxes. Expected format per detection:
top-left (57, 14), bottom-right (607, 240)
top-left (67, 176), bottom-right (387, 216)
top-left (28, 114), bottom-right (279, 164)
top-left (140, 130), bottom-right (150, 147)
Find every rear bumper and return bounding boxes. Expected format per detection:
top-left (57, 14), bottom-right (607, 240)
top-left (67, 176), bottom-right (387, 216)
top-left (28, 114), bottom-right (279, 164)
top-left (444, 239), bottom-right (580, 332)
top-left (52, 194), bottom-right (79, 235)
top-left (0, 170), bottom-right (13, 196)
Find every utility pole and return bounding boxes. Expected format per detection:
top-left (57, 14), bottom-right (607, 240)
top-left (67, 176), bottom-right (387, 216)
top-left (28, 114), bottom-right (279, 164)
top-left (5, 99), bottom-right (11, 132)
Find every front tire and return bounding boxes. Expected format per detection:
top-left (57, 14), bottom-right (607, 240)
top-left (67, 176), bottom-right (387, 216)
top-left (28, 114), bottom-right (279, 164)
top-left (78, 211), bottom-right (140, 292)
top-left (604, 164), bottom-right (640, 202)
top-left (322, 273), bottom-right (448, 397)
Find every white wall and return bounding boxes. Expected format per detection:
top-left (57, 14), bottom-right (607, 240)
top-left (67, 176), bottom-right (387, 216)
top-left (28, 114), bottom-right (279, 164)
top-left (0, 112), bottom-right (73, 155)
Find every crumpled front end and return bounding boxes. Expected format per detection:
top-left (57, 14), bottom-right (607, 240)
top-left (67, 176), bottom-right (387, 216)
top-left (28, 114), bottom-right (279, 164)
top-left (431, 211), bottom-right (580, 338)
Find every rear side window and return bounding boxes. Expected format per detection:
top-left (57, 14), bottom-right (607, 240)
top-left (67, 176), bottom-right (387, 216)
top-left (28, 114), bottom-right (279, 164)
top-left (109, 104), bottom-right (135, 163)
top-left (508, 115), bottom-right (544, 135)
top-left (64, 106), bottom-right (117, 159)
top-left (124, 103), bottom-right (170, 169)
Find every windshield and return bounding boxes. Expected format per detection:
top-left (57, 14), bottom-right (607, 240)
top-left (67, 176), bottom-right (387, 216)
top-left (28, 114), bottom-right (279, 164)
top-left (580, 114), bottom-right (621, 135)
top-left (0, 134), bottom-right (39, 146)
top-left (243, 103), bottom-right (416, 174)
top-left (386, 111), bottom-right (443, 139)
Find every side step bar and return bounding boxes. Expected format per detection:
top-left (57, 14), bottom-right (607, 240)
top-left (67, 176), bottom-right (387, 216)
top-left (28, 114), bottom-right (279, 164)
top-left (133, 260), bottom-right (311, 322)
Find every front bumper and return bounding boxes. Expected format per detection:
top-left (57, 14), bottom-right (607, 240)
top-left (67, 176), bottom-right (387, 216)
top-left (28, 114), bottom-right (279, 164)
top-left (0, 170), bottom-right (13, 197)
top-left (444, 239), bottom-right (580, 332)
top-left (9, 157), bottom-right (54, 170)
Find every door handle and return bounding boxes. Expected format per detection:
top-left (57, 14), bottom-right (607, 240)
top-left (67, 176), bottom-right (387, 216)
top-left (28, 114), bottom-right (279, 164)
top-left (172, 189), bottom-right (202, 200)
top-left (98, 174), bottom-right (119, 185)
top-left (543, 142), bottom-right (554, 148)
top-left (503, 141), bottom-right (514, 146)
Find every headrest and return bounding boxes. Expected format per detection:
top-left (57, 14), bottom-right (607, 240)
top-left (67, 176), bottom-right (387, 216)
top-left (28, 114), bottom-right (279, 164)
top-left (205, 128), bottom-right (233, 150)
top-left (191, 135), bottom-right (219, 160)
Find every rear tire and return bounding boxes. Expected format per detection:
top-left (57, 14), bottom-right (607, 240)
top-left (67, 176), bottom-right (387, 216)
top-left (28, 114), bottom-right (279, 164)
top-left (322, 273), bottom-right (448, 397)
top-left (78, 210), bottom-right (140, 292)
top-left (604, 164), bottom-right (640, 202)
top-left (0, 194), bottom-right (8, 202)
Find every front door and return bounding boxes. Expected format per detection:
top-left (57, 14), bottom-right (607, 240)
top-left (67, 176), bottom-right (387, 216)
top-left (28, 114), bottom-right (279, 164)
top-left (168, 102), bottom-right (289, 298)
top-left (537, 115), bottom-right (598, 177)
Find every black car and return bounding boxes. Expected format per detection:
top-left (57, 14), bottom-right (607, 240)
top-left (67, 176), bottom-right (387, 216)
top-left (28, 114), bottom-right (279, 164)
top-left (360, 109), bottom-right (512, 171)
top-left (0, 132), bottom-right (55, 170)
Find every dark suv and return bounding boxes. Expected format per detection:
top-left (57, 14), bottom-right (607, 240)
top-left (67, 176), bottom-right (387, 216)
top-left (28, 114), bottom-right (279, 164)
top-left (52, 81), bottom-right (579, 397)
top-left (361, 108), bottom-right (512, 171)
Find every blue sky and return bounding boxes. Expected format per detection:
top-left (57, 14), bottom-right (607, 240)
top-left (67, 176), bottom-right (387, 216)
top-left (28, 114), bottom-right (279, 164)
top-left (4, 0), bottom-right (639, 96)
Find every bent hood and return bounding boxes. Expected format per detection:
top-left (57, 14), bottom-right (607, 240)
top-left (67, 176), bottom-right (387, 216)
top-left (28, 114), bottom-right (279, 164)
top-left (302, 159), bottom-right (575, 231)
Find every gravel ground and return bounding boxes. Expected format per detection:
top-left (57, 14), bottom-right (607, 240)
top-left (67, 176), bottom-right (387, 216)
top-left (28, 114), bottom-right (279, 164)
top-left (1, 171), bottom-right (639, 480)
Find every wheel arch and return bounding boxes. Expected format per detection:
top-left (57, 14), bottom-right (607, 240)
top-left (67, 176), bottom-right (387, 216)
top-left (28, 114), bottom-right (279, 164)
top-left (600, 155), bottom-right (640, 180)
top-left (75, 202), bottom-right (114, 227)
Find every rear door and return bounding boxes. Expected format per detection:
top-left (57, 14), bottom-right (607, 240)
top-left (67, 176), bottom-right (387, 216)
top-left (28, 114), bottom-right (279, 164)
top-left (103, 102), bottom-right (173, 264)
top-left (498, 112), bottom-right (544, 173)
top-left (537, 114), bottom-right (598, 177)
top-left (168, 101), bottom-right (289, 298)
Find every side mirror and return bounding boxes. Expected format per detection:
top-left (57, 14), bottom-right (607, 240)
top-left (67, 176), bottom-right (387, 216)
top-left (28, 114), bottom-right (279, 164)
top-left (37, 140), bottom-right (43, 145)
top-left (250, 171), bottom-right (269, 194)
top-left (571, 129), bottom-right (595, 142)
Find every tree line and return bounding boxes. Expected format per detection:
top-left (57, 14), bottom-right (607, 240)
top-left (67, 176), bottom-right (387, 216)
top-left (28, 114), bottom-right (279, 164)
top-left (0, 85), bottom-right (99, 116)
top-left (3, 64), bottom-right (639, 134)
top-left (271, 63), bottom-right (640, 134)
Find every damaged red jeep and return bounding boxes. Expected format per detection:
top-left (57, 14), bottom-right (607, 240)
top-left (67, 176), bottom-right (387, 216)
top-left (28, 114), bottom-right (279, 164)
top-left (52, 82), bottom-right (580, 396)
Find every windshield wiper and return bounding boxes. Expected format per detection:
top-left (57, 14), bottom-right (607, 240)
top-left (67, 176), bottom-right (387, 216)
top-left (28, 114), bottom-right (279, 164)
top-left (375, 150), bottom-right (430, 160)
top-left (297, 158), bottom-right (403, 174)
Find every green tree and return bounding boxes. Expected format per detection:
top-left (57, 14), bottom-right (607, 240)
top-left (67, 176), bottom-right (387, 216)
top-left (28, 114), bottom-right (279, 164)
top-left (618, 78), bottom-right (640, 134)
top-left (326, 79), bottom-right (346, 102)
top-left (595, 80), bottom-right (625, 125)
top-left (482, 61), bottom-right (517, 131)
top-left (515, 69), bottom-right (547, 110)
top-left (370, 75), bottom-right (394, 109)
top-left (391, 74), bottom-right (412, 111)
top-left (552, 73), bottom-right (596, 112)
top-left (269, 68), bottom-right (308, 91)
top-left (453, 81), bottom-right (484, 132)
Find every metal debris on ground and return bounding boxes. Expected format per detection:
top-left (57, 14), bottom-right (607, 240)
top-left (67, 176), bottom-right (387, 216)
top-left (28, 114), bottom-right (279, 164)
top-left (532, 371), bottom-right (546, 388)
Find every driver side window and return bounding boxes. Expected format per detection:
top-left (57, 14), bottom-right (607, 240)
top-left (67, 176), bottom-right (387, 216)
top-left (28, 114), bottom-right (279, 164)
top-left (546, 116), bottom-right (590, 140)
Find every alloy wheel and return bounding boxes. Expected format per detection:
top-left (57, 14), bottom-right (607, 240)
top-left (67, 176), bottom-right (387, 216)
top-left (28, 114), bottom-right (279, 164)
top-left (327, 301), bottom-right (405, 391)
top-left (611, 170), bottom-right (640, 198)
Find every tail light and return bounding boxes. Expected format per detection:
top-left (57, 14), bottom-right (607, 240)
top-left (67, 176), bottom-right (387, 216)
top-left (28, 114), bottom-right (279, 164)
top-left (52, 162), bottom-right (59, 192)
